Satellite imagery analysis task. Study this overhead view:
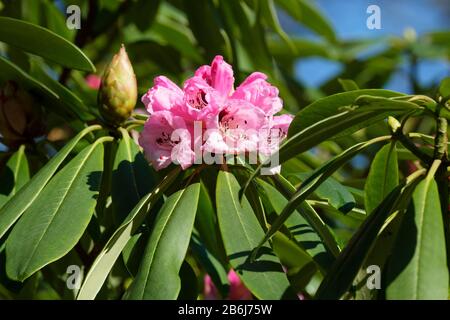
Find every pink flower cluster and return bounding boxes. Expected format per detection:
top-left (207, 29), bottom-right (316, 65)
top-left (204, 269), bottom-right (252, 300)
top-left (139, 55), bottom-right (293, 171)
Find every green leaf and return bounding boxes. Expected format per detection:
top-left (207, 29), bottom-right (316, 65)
top-left (0, 125), bottom-right (101, 240)
top-left (216, 171), bottom-right (291, 300)
top-left (289, 173), bottom-right (356, 213)
top-left (6, 139), bottom-right (107, 281)
top-left (338, 78), bottom-right (359, 91)
top-left (195, 181), bottom-right (222, 259)
top-left (259, 0), bottom-right (296, 54)
top-left (288, 89), bottom-right (404, 140)
top-left (386, 167), bottom-right (449, 299)
top-left (257, 179), bottom-right (335, 271)
top-left (111, 129), bottom-right (155, 223)
top-left (276, 0), bottom-right (336, 42)
top-left (0, 17), bottom-right (95, 71)
top-left (251, 136), bottom-right (391, 260)
top-left (191, 233), bottom-right (229, 298)
top-left (122, 232), bottom-right (147, 277)
top-left (354, 95), bottom-right (424, 112)
top-left (272, 174), bottom-right (341, 258)
top-left (29, 60), bottom-right (95, 121)
top-left (43, 0), bottom-right (75, 40)
top-left (184, 0), bottom-right (228, 61)
top-left (315, 174), bottom-right (423, 299)
top-left (129, 0), bottom-right (161, 31)
top-left (178, 260), bottom-right (198, 300)
top-left (273, 92), bottom-right (417, 169)
top-left (271, 231), bottom-right (313, 269)
top-left (364, 142), bottom-right (399, 214)
top-left (0, 56), bottom-right (88, 125)
top-left (439, 77), bottom-right (450, 99)
top-left (218, 0), bottom-right (272, 71)
top-left (268, 37), bottom-right (333, 60)
top-left (0, 145), bottom-right (29, 209)
top-left (125, 183), bottom-right (200, 300)
top-left (77, 167), bottom-right (180, 300)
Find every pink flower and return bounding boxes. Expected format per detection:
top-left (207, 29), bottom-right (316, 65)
top-left (195, 55), bottom-right (234, 97)
top-left (232, 72), bottom-right (283, 115)
top-left (180, 77), bottom-right (223, 121)
top-left (138, 111), bottom-right (194, 170)
top-left (204, 269), bottom-right (252, 300)
top-left (138, 55), bottom-right (292, 171)
top-left (227, 270), bottom-right (253, 300)
top-left (141, 76), bottom-right (184, 114)
top-left (203, 99), bottom-right (266, 154)
top-left (85, 74), bottom-right (101, 89)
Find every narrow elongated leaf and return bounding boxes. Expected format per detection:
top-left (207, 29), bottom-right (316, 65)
top-left (77, 167), bottom-right (181, 300)
top-left (178, 260), bottom-right (198, 300)
top-left (276, 0), bottom-right (336, 42)
top-left (288, 89), bottom-right (404, 139)
top-left (218, 0), bottom-right (272, 70)
top-left (184, 0), bottom-right (227, 60)
top-left (438, 77), bottom-right (450, 99)
top-left (122, 232), bottom-right (147, 277)
top-left (289, 173), bottom-right (355, 213)
top-left (386, 169), bottom-right (448, 299)
top-left (258, 179), bottom-right (334, 271)
top-left (242, 91), bottom-right (415, 200)
top-left (271, 174), bottom-right (341, 258)
top-left (216, 171), bottom-right (291, 300)
top-left (271, 231), bottom-right (313, 269)
top-left (6, 140), bottom-right (106, 281)
top-left (364, 143), bottom-right (399, 214)
top-left (0, 17), bottom-right (95, 71)
top-left (111, 129), bottom-right (155, 223)
top-left (338, 79), bottom-right (359, 91)
top-left (191, 234), bottom-right (229, 298)
top-left (43, 0), bottom-right (75, 40)
top-left (252, 136), bottom-right (391, 258)
top-left (125, 183), bottom-right (200, 299)
top-left (0, 125), bottom-right (101, 240)
top-left (0, 56), bottom-right (87, 125)
top-left (315, 174), bottom-right (423, 299)
top-left (260, 0), bottom-right (295, 53)
top-left (195, 181), bottom-right (221, 259)
top-left (29, 61), bottom-right (94, 121)
top-left (0, 145), bottom-right (29, 209)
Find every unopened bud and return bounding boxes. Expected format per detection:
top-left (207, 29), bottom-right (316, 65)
top-left (387, 116), bottom-right (401, 134)
top-left (98, 45), bottom-right (137, 125)
top-left (0, 81), bottom-right (45, 147)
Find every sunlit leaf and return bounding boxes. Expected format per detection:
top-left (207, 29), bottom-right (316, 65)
top-left (125, 183), bottom-right (200, 299)
top-left (0, 17), bottom-right (94, 71)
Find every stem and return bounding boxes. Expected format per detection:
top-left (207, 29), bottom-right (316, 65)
top-left (124, 119), bottom-right (146, 127)
top-left (433, 106), bottom-right (449, 267)
top-left (434, 117), bottom-right (448, 160)
top-left (395, 131), bottom-right (432, 164)
top-left (94, 136), bottom-right (115, 145)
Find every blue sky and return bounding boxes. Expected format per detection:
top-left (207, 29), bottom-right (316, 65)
top-left (279, 0), bottom-right (450, 92)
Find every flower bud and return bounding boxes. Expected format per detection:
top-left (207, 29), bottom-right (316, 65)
top-left (387, 116), bottom-right (401, 134)
top-left (98, 45), bottom-right (137, 125)
top-left (0, 81), bottom-right (45, 148)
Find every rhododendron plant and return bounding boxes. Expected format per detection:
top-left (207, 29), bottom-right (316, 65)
top-left (0, 0), bottom-right (448, 304)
